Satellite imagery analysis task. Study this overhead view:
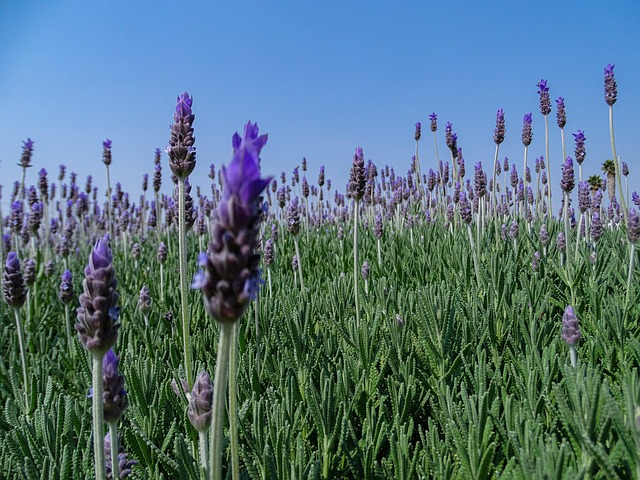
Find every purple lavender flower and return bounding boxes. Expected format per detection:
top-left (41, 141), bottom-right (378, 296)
top-left (102, 139), bottom-right (112, 166)
top-left (263, 238), bottom-right (275, 267)
top-left (167, 92), bottom-right (196, 179)
top-left (104, 431), bottom-right (137, 479)
top-left (75, 235), bottom-right (120, 355)
top-left (560, 157), bottom-right (575, 193)
top-left (604, 64), bottom-right (617, 106)
top-left (19, 138), bottom-right (34, 168)
top-left (561, 306), bottom-right (581, 346)
top-left (459, 193), bottom-right (472, 224)
top-left (573, 130), bottom-right (586, 165)
top-left (287, 197), bottom-right (301, 236)
top-left (194, 122), bottom-right (271, 323)
top-left (577, 181), bottom-right (590, 213)
top-left (622, 161), bottom-right (629, 177)
top-left (429, 113), bottom-right (437, 132)
top-left (509, 220), bottom-right (519, 240)
top-left (348, 147), bottom-right (366, 200)
top-left (188, 371), bottom-right (213, 431)
top-left (633, 191), bottom-right (640, 208)
top-left (414, 122), bottom-right (422, 141)
top-left (539, 224), bottom-right (549, 247)
top-left (361, 261), bottom-right (370, 280)
top-left (555, 97), bottom-right (566, 128)
top-left (557, 232), bottom-right (566, 252)
top-left (157, 242), bottom-right (167, 264)
top-left (474, 162), bottom-right (486, 197)
top-left (3, 252), bottom-right (26, 308)
top-left (537, 79), bottom-right (551, 116)
top-left (138, 285), bottom-right (151, 315)
top-left (521, 113), bottom-right (533, 146)
top-left (101, 349), bottom-right (128, 422)
top-left (493, 108), bottom-right (506, 145)
top-left (532, 251), bottom-right (540, 272)
top-left (23, 258), bottom-right (36, 287)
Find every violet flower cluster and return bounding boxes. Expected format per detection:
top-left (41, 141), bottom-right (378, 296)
top-left (167, 92), bottom-right (196, 179)
top-left (75, 235), bottom-right (120, 355)
top-left (193, 121), bottom-right (272, 323)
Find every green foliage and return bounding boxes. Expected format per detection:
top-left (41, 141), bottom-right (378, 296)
top-left (1, 219), bottom-right (640, 478)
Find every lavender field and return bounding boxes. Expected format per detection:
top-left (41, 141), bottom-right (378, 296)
top-left (1, 66), bottom-right (640, 480)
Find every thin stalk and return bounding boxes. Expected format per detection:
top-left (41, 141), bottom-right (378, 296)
top-left (14, 308), bottom-right (30, 410)
top-left (108, 422), bottom-right (120, 480)
top-left (199, 430), bottom-right (210, 480)
top-left (293, 237), bottom-right (305, 291)
top-left (229, 323), bottom-right (240, 480)
top-left (570, 346), bottom-right (577, 368)
top-left (609, 106), bottom-right (628, 224)
top-left (254, 296), bottom-right (260, 371)
top-left (376, 238), bottom-right (382, 268)
top-left (92, 353), bottom-right (107, 480)
top-left (564, 192), bottom-right (570, 272)
top-left (560, 127), bottom-right (566, 175)
top-left (492, 144), bottom-right (500, 237)
top-left (466, 225), bottom-right (481, 285)
top-left (209, 322), bottom-right (233, 480)
top-left (64, 304), bottom-right (73, 356)
top-left (267, 267), bottom-right (272, 298)
top-left (353, 200), bottom-right (360, 326)
top-left (544, 115), bottom-right (552, 213)
top-left (106, 165), bottom-right (113, 240)
top-left (575, 213), bottom-right (584, 263)
top-left (160, 264), bottom-right (165, 300)
top-left (626, 243), bottom-right (636, 308)
top-left (178, 178), bottom-right (193, 388)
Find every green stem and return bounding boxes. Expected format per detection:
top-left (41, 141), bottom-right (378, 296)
top-left (610, 105), bottom-right (628, 224)
top-left (353, 200), bottom-right (360, 327)
top-left (106, 164), bottom-right (113, 241)
top-left (64, 304), bottom-right (73, 356)
top-left (92, 353), bottom-right (106, 480)
top-left (229, 323), bottom-right (240, 480)
top-left (544, 115), bottom-right (552, 215)
top-left (626, 243), bottom-right (636, 308)
top-left (109, 421), bottom-right (120, 480)
top-left (199, 430), bottom-right (210, 480)
top-left (14, 308), bottom-right (30, 411)
top-left (293, 237), bottom-right (305, 291)
top-left (466, 225), bottom-right (481, 285)
top-left (209, 322), bottom-right (233, 480)
top-left (178, 178), bottom-right (193, 388)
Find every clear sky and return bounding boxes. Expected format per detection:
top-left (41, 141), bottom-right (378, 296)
top-left (1, 1), bottom-right (639, 211)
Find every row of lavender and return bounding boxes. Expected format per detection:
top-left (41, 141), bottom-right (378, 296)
top-left (1, 64), bottom-right (639, 478)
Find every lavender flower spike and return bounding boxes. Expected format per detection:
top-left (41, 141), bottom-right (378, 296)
top-left (537, 79), bottom-right (551, 116)
top-left (101, 349), bottom-right (128, 422)
top-left (75, 235), bottom-right (120, 355)
top-left (196, 121), bottom-right (272, 323)
top-left (188, 371), bottom-right (214, 431)
top-left (167, 92), bottom-right (196, 179)
top-left (521, 113), bottom-right (533, 146)
top-left (3, 252), bottom-right (27, 308)
top-left (19, 138), bottom-right (35, 168)
top-left (561, 306), bottom-right (581, 346)
top-left (604, 64), bottom-right (617, 106)
top-left (493, 108), bottom-right (505, 145)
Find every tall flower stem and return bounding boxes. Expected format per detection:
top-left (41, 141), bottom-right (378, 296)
top-left (626, 243), bottom-right (636, 309)
top-left (544, 115), bottom-right (552, 215)
top-left (229, 323), bottom-right (240, 480)
top-left (564, 192), bottom-right (570, 272)
top-left (466, 225), bottom-right (481, 285)
top-left (609, 106), bottom-right (628, 224)
top-left (105, 165), bottom-right (113, 241)
top-left (293, 237), bottom-right (304, 291)
top-left (353, 199), bottom-right (361, 326)
top-left (64, 304), bottom-right (73, 357)
top-left (178, 177), bottom-right (193, 388)
top-left (492, 144), bottom-right (500, 236)
top-left (14, 308), bottom-right (30, 410)
top-left (92, 353), bottom-right (107, 480)
top-left (210, 322), bottom-right (233, 480)
top-left (523, 145), bottom-right (529, 226)
top-left (199, 430), bottom-right (210, 480)
top-left (108, 421), bottom-right (120, 480)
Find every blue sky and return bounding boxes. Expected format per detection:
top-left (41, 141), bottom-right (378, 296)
top-left (1, 1), bottom-right (639, 211)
